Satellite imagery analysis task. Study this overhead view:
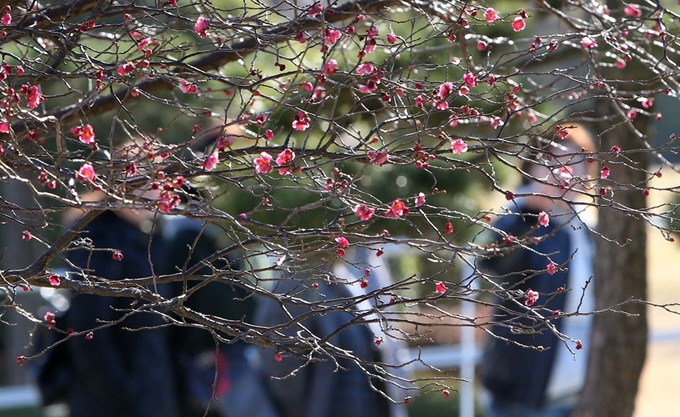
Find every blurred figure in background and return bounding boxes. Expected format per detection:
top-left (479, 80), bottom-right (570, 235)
top-left (160, 125), bottom-right (260, 417)
top-left (253, 247), bottom-right (410, 417)
top-left (161, 207), bottom-right (256, 417)
top-left (57, 193), bottom-right (179, 417)
top-left (479, 125), bottom-right (597, 417)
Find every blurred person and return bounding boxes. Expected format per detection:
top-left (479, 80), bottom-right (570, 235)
top-left (161, 204), bottom-right (257, 417)
top-left (479, 125), bottom-right (597, 417)
top-left (55, 191), bottom-right (179, 417)
top-left (253, 247), bottom-right (410, 417)
top-left (158, 125), bottom-right (264, 416)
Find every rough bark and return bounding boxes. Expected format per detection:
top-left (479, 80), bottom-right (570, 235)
top-left (573, 110), bottom-right (649, 417)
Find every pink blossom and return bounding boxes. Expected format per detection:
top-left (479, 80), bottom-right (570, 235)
top-left (353, 204), bottom-right (375, 221)
top-left (158, 190), bottom-right (180, 213)
top-left (538, 211), bottom-right (550, 227)
top-left (117, 61), bottom-right (135, 77)
top-left (525, 289), bottom-right (539, 306)
top-left (335, 236), bottom-right (349, 256)
top-left (0, 63), bottom-right (8, 78)
top-left (580, 36), bottom-right (598, 49)
top-left (458, 85), bottom-right (470, 96)
top-left (311, 87), bottom-right (326, 102)
top-left (554, 166), bottom-right (574, 181)
top-left (291, 111), bottom-right (310, 131)
top-left (48, 274), bottom-right (61, 286)
top-left (202, 151), bottom-right (219, 171)
top-left (359, 81), bottom-right (378, 94)
top-left (77, 163), bottom-right (96, 181)
top-left (71, 124), bottom-right (96, 145)
top-left (324, 28), bottom-right (342, 45)
top-left (308, 2), bottom-right (323, 17)
top-left (217, 136), bottom-right (234, 151)
top-left (600, 165), bottom-right (610, 179)
top-left (323, 59), bottom-right (338, 75)
top-left (367, 26), bottom-right (379, 38)
top-left (463, 73), bottom-right (478, 88)
top-left (362, 38), bottom-right (377, 55)
top-left (436, 100), bottom-right (449, 111)
top-left (624, 4), bottom-right (641, 18)
top-left (547, 262), bottom-right (558, 275)
top-left (1, 13), bottom-right (11, 26)
top-left (512, 16), bottom-right (526, 32)
top-left (335, 236), bottom-right (349, 248)
top-left (137, 37), bottom-right (152, 51)
top-left (0, 122), bottom-right (9, 133)
top-left (435, 281), bottom-right (447, 294)
top-left (638, 97), bottom-right (653, 109)
top-left (477, 41), bottom-right (488, 51)
top-left (438, 82), bottom-right (454, 100)
top-left (276, 148), bottom-right (296, 175)
top-left (451, 138), bottom-right (468, 154)
top-left (180, 79), bottom-right (198, 94)
top-left (368, 150), bottom-right (388, 166)
top-left (254, 152), bottom-right (273, 174)
top-left (558, 128), bottom-right (569, 140)
top-left (484, 8), bottom-right (498, 23)
top-left (44, 311), bottom-right (56, 329)
top-left (264, 129), bottom-right (274, 141)
top-left (386, 198), bottom-right (408, 218)
top-left (615, 58), bottom-right (626, 69)
top-left (387, 33), bottom-right (397, 44)
top-left (25, 86), bottom-right (44, 109)
top-left (295, 31), bottom-right (306, 43)
top-left (443, 221), bottom-right (454, 234)
top-left (357, 62), bottom-right (377, 76)
top-left (195, 16), bottom-right (209, 38)
top-left (300, 81), bottom-right (314, 92)
top-left (22, 230), bottom-right (32, 241)
top-left (415, 192), bottom-right (426, 207)
top-left (490, 117), bottom-right (502, 129)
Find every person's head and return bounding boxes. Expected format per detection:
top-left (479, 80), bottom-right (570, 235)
top-left (519, 124), bottom-right (596, 210)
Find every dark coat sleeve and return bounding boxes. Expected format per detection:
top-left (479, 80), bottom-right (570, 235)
top-left (479, 211), bottom-right (572, 408)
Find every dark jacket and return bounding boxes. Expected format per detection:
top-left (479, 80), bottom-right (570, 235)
top-left (480, 207), bottom-right (572, 409)
top-left (255, 277), bottom-right (393, 417)
top-left (63, 210), bottom-right (179, 417)
top-left (162, 216), bottom-right (253, 354)
top-left (161, 216), bottom-right (255, 417)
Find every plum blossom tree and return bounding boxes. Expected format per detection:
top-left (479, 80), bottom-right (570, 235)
top-left (0, 0), bottom-right (679, 415)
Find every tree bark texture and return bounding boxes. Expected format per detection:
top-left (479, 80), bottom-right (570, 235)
top-left (573, 110), bottom-right (649, 417)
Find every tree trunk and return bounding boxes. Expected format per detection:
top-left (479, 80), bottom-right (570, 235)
top-left (573, 111), bottom-right (649, 417)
